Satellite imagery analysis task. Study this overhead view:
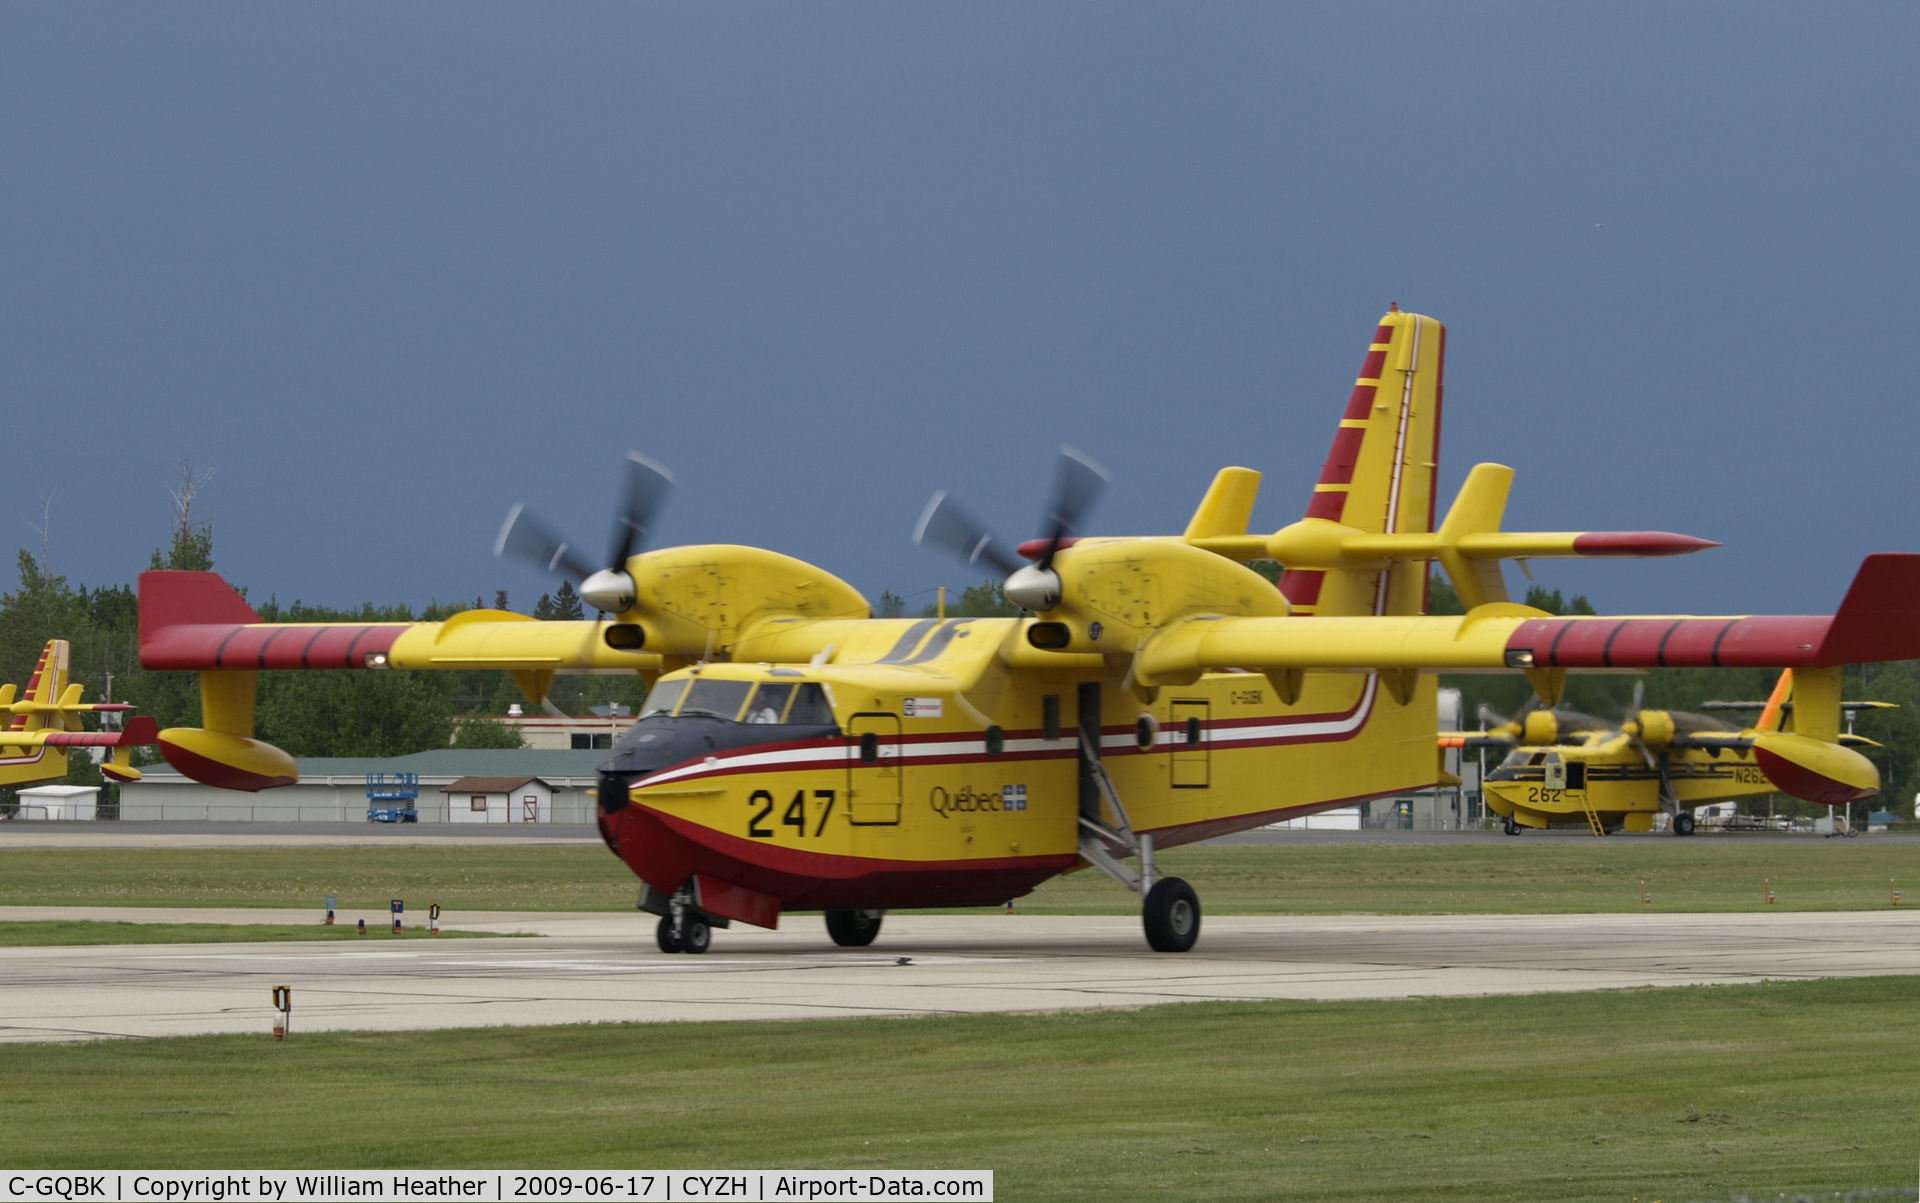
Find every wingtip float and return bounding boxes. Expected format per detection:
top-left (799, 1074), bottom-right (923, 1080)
top-left (135, 308), bottom-right (1920, 951)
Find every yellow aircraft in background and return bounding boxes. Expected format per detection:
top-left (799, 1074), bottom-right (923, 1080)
top-left (2, 639), bottom-right (157, 789)
top-left (1449, 671), bottom-right (1892, 836)
top-left (135, 309), bottom-right (1920, 952)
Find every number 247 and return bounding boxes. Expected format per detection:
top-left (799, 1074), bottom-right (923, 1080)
top-left (748, 789), bottom-right (836, 838)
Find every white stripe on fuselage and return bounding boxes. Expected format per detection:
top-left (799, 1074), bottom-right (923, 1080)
top-left (636, 675), bottom-right (1381, 789)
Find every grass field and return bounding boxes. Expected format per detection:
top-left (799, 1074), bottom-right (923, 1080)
top-left (4, 976), bottom-right (1918, 1200)
top-left (2, 838), bottom-right (1915, 914)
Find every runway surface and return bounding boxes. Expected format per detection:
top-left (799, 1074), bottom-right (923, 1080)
top-left (4, 906), bottom-right (1919, 1043)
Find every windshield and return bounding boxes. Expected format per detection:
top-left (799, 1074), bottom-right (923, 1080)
top-left (639, 678), bottom-right (687, 717)
top-left (787, 683), bottom-right (833, 724)
top-left (746, 683), bottom-right (794, 723)
top-left (679, 678), bottom-right (753, 720)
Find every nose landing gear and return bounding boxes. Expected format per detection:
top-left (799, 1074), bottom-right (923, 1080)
top-left (650, 883), bottom-right (723, 954)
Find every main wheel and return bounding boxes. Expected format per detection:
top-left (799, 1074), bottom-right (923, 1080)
top-left (1503, 815), bottom-right (1521, 836)
top-left (1673, 812), bottom-right (1696, 836)
top-left (825, 909), bottom-right (883, 947)
top-left (655, 915), bottom-right (682, 953)
top-left (1143, 877), bottom-right (1201, 952)
top-left (680, 914), bottom-right (713, 954)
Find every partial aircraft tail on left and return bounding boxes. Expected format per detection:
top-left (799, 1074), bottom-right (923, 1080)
top-left (1, 639), bottom-right (159, 789)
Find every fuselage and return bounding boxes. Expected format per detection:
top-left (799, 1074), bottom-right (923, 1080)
top-left (595, 616), bottom-right (1439, 927)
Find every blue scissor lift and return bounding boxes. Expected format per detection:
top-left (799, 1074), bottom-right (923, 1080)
top-left (366, 772), bottom-right (420, 823)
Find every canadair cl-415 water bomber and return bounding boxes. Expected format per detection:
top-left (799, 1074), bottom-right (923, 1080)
top-left (137, 309), bottom-right (1920, 952)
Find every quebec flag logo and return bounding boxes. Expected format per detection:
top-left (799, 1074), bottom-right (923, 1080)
top-left (1002, 784), bottom-right (1028, 812)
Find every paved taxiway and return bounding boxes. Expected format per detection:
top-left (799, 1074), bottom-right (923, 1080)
top-left (5, 906), bottom-right (1920, 1043)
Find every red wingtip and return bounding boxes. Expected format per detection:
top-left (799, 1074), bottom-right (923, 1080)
top-left (1571, 531), bottom-right (1721, 557)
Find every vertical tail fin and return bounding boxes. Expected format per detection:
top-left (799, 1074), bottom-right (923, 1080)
top-left (13, 640), bottom-right (71, 730)
top-left (1278, 308), bottom-right (1446, 616)
top-left (1, 640), bottom-right (71, 781)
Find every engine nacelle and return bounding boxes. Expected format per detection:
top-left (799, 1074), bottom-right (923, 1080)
top-left (158, 727), bottom-right (298, 792)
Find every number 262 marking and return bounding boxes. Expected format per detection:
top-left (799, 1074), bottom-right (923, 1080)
top-left (749, 789), bottom-right (836, 838)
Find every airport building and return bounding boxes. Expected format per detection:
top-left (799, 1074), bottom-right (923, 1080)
top-left (118, 749), bottom-right (605, 823)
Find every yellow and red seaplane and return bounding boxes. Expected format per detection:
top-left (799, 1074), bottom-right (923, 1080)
top-left (136, 309), bottom-right (1920, 951)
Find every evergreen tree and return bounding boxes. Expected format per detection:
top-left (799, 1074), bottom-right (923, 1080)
top-left (551, 580), bottom-right (585, 619)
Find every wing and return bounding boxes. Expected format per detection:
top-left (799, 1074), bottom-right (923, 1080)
top-left (1136, 554), bottom-right (1920, 685)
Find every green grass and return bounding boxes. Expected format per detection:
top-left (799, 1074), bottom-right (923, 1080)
top-left (1021, 838), bottom-right (1920, 914)
top-left (4, 976), bottom-right (1917, 1200)
top-left (3, 839), bottom-right (1913, 914)
top-left (0, 921), bottom-right (504, 946)
top-left (0, 845), bottom-right (635, 911)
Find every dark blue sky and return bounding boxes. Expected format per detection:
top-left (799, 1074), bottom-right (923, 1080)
top-left (5, 4), bottom-right (1915, 616)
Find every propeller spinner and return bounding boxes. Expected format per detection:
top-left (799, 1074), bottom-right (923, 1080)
top-left (494, 451), bottom-right (674, 615)
top-left (913, 447), bottom-right (1109, 612)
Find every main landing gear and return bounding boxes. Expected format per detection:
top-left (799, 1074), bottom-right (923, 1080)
top-left (1075, 728), bottom-right (1201, 952)
top-left (1142, 877), bottom-right (1201, 953)
top-left (1672, 811), bottom-right (1696, 837)
top-left (825, 909), bottom-right (884, 947)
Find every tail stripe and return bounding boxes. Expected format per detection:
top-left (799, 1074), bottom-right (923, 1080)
top-left (1374, 315), bottom-right (1425, 613)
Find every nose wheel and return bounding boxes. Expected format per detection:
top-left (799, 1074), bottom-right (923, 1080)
top-left (656, 912), bottom-right (713, 953)
top-left (653, 886), bottom-right (718, 954)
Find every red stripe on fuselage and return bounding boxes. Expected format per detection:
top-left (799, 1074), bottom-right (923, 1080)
top-left (603, 801), bottom-right (1075, 915)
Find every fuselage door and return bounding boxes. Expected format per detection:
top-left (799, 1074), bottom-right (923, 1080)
top-left (1170, 698), bottom-right (1210, 789)
top-left (846, 711), bottom-right (904, 826)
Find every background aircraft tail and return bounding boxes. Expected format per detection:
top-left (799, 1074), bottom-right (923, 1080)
top-left (0, 640), bottom-right (73, 784)
top-left (1277, 307), bottom-right (1445, 616)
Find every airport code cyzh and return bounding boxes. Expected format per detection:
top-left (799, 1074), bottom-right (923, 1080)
top-left (1, 1173), bottom-right (991, 1203)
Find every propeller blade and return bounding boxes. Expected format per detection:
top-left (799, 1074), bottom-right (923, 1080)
top-left (913, 491), bottom-right (1025, 577)
top-left (1035, 446), bottom-right (1110, 569)
top-left (607, 452), bottom-right (675, 569)
top-left (495, 505), bottom-right (597, 582)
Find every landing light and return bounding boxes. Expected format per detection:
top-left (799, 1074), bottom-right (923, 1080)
top-left (364, 652), bottom-right (390, 669)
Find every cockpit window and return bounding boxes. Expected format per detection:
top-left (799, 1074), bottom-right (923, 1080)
top-left (786, 683), bottom-right (834, 725)
top-left (679, 678), bottom-right (753, 720)
top-left (746, 683), bottom-right (794, 723)
top-left (640, 678), bottom-right (688, 717)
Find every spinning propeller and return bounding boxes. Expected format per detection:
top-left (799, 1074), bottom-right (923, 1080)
top-left (913, 447), bottom-right (1110, 612)
top-left (494, 452), bottom-right (674, 615)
